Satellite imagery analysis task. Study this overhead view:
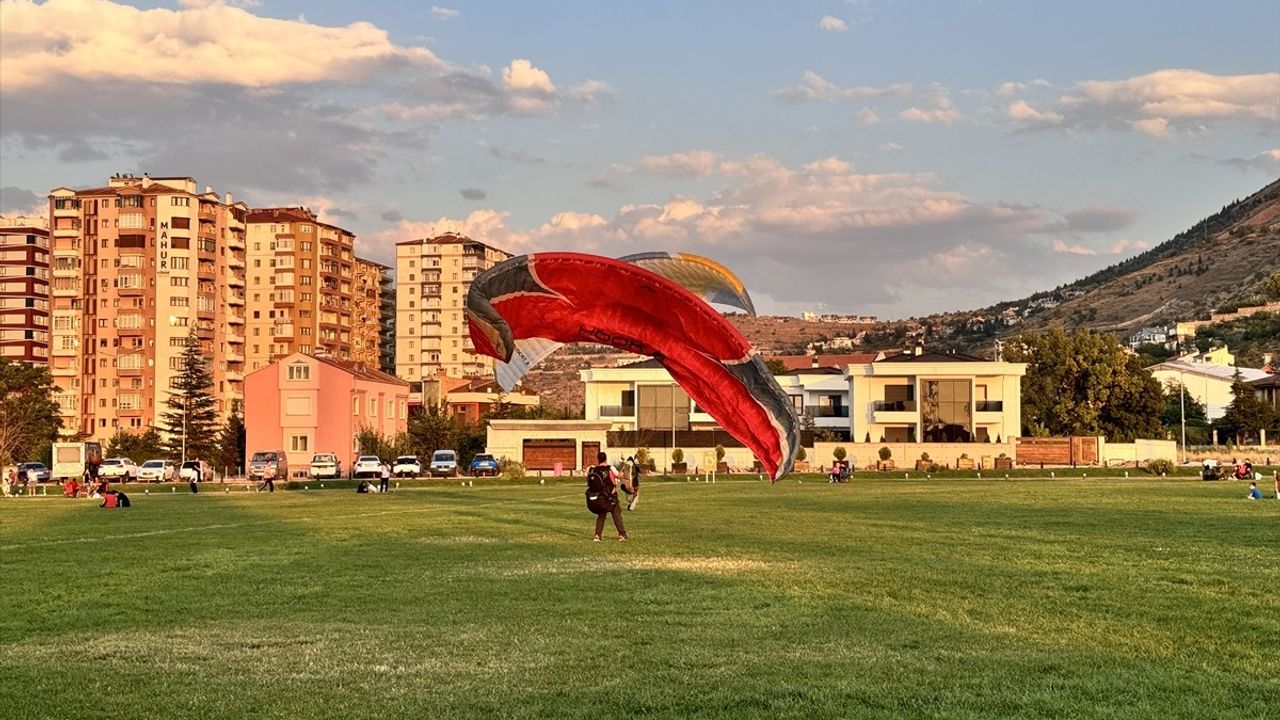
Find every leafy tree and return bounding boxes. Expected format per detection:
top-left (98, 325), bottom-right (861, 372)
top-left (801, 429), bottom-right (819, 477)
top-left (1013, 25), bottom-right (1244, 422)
top-left (1160, 381), bottom-right (1210, 445)
top-left (213, 401), bottom-right (246, 474)
top-left (0, 360), bottom-right (62, 469)
top-left (1215, 373), bottom-right (1277, 445)
top-left (765, 359), bottom-right (787, 375)
top-left (105, 427), bottom-right (167, 460)
top-left (159, 332), bottom-right (220, 463)
top-left (1006, 327), bottom-right (1164, 441)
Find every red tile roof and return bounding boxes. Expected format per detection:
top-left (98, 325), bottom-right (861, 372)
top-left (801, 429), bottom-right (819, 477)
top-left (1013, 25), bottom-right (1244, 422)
top-left (767, 353), bottom-right (883, 371)
top-left (311, 354), bottom-right (409, 386)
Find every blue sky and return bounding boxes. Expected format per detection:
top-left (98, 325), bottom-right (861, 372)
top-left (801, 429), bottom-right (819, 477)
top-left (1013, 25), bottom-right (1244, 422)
top-left (1, 0), bottom-right (1277, 317)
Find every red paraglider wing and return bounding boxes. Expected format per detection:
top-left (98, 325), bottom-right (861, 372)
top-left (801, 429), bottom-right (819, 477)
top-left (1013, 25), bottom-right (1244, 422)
top-left (467, 253), bottom-right (798, 480)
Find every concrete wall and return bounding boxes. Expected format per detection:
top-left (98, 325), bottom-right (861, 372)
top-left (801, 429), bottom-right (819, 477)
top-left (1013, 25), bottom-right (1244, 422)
top-left (1098, 439), bottom-right (1178, 466)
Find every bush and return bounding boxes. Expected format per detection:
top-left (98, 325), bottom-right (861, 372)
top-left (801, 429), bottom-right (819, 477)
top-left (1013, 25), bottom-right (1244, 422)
top-left (635, 448), bottom-right (650, 468)
top-left (920, 451), bottom-right (931, 461)
top-left (671, 448), bottom-right (684, 464)
top-left (796, 446), bottom-right (807, 462)
top-left (1146, 458), bottom-right (1175, 476)
top-left (878, 446), bottom-right (892, 461)
top-left (498, 458), bottom-right (525, 479)
top-left (714, 445), bottom-right (726, 462)
top-left (833, 446), bottom-right (847, 462)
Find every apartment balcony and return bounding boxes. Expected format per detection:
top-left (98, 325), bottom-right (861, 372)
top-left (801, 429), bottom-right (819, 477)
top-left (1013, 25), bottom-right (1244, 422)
top-left (227, 312), bottom-right (245, 325)
top-left (274, 297), bottom-right (295, 309)
top-left (227, 332), bottom-right (245, 345)
top-left (871, 400), bottom-right (918, 424)
top-left (226, 350), bottom-right (245, 364)
top-left (227, 255), bottom-right (245, 270)
top-left (272, 324), bottom-right (294, 339)
top-left (227, 294), bottom-right (245, 307)
top-left (227, 274), bottom-right (245, 287)
top-left (197, 265), bottom-right (216, 281)
top-left (225, 370), bottom-right (244, 382)
top-left (599, 405), bottom-right (636, 417)
top-left (227, 233), bottom-right (246, 250)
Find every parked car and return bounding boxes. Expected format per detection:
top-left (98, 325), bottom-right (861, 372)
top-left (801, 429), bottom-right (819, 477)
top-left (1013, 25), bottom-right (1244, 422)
top-left (353, 455), bottom-right (384, 479)
top-left (469, 453), bottom-right (499, 477)
top-left (249, 450), bottom-right (288, 482)
top-left (309, 453), bottom-right (342, 479)
top-left (98, 457), bottom-right (139, 481)
top-left (138, 459), bottom-right (176, 482)
top-left (18, 462), bottom-right (51, 483)
top-left (179, 460), bottom-right (214, 483)
top-left (392, 455), bottom-right (421, 478)
top-left (429, 450), bottom-right (458, 478)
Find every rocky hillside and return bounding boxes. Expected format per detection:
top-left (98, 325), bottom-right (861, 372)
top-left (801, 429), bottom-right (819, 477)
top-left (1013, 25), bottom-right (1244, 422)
top-left (1028, 178), bottom-right (1280, 332)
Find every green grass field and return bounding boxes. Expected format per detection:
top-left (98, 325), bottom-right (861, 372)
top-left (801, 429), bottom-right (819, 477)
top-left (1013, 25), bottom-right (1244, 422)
top-left (2, 477), bottom-right (1277, 719)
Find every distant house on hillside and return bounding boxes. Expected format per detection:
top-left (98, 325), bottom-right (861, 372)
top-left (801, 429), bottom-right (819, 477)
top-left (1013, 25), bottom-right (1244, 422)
top-left (1128, 325), bottom-right (1173, 349)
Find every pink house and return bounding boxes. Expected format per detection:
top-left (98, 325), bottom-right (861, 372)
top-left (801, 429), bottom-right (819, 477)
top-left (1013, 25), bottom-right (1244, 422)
top-left (245, 352), bottom-right (410, 477)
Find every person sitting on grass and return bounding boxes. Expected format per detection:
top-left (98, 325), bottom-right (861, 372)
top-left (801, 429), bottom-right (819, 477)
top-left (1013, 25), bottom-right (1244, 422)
top-left (1247, 482), bottom-right (1262, 500)
top-left (64, 478), bottom-right (80, 498)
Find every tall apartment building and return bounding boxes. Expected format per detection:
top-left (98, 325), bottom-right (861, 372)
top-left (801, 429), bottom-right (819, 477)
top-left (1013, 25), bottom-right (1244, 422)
top-left (0, 216), bottom-right (51, 364)
top-left (243, 208), bottom-right (380, 371)
top-left (379, 269), bottom-right (396, 375)
top-left (47, 174), bottom-right (248, 441)
top-left (353, 257), bottom-right (387, 368)
top-left (395, 233), bottom-right (512, 382)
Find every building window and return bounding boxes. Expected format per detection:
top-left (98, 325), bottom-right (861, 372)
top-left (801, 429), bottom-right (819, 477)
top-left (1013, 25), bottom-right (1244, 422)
top-left (290, 434), bottom-right (309, 452)
top-left (369, 397), bottom-right (377, 417)
top-left (171, 197), bottom-right (190, 207)
top-left (287, 363), bottom-right (310, 381)
top-left (353, 396), bottom-right (360, 416)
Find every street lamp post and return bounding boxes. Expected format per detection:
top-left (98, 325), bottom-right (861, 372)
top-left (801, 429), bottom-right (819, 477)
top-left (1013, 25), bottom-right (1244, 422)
top-left (1179, 372), bottom-right (1187, 465)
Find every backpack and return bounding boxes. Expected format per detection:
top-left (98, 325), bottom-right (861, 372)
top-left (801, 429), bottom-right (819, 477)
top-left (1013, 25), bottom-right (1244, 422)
top-left (585, 465), bottom-right (616, 515)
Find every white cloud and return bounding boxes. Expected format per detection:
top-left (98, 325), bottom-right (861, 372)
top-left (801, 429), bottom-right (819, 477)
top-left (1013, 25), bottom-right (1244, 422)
top-left (1219, 148), bottom-right (1280, 174)
top-left (565, 79), bottom-right (616, 106)
top-left (1022, 69), bottom-right (1279, 136)
top-left (878, 142), bottom-right (904, 152)
top-left (373, 152), bottom-right (1107, 316)
top-left (1108, 238), bottom-right (1150, 254)
top-left (431, 6), bottom-right (459, 20)
top-left (0, 0), bottom-right (443, 89)
top-left (502, 58), bottom-right (556, 94)
top-left (634, 150), bottom-right (721, 179)
top-left (1007, 100), bottom-right (1063, 125)
top-left (776, 71), bottom-right (911, 103)
top-left (818, 15), bottom-right (848, 32)
top-left (1051, 239), bottom-right (1096, 256)
top-left (995, 78), bottom-right (1051, 96)
top-left (1129, 117), bottom-right (1170, 138)
top-left (857, 108), bottom-right (880, 125)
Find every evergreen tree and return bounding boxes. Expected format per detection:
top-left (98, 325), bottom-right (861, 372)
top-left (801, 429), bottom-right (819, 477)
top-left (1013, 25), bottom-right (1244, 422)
top-left (213, 400), bottom-right (246, 474)
top-left (1215, 373), bottom-right (1277, 445)
top-left (105, 427), bottom-right (167, 460)
top-left (159, 332), bottom-right (220, 462)
top-left (0, 360), bottom-right (62, 468)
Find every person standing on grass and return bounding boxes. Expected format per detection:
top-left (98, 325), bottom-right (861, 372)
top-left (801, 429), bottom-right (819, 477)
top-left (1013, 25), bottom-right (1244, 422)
top-left (379, 462), bottom-right (390, 494)
top-left (588, 452), bottom-right (627, 542)
top-left (259, 462), bottom-right (276, 493)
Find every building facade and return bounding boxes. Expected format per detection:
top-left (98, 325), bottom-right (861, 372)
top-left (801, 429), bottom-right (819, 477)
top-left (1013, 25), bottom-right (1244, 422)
top-left (846, 351), bottom-right (1026, 444)
top-left (1147, 359), bottom-right (1269, 420)
top-left (244, 352), bottom-right (410, 477)
top-left (0, 216), bottom-right (50, 364)
top-left (353, 258), bottom-right (387, 368)
top-left (47, 174), bottom-right (248, 441)
top-left (395, 233), bottom-right (512, 382)
top-left (379, 268), bottom-right (396, 374)
top-left (244, 208), bottom-right (379, 371)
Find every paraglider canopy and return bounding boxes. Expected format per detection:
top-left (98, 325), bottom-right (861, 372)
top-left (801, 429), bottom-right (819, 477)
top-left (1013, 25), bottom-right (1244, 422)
top-left (467, 251), bottom-right (799, 480)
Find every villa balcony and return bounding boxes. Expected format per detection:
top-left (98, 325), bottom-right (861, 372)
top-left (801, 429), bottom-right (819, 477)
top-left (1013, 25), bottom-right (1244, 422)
top-left (803, 406), bottom-right (850, 418)
top-left (872, 399), bottom-right (918, 424)
top-left (974, 400), bottom-right (1005, 423)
